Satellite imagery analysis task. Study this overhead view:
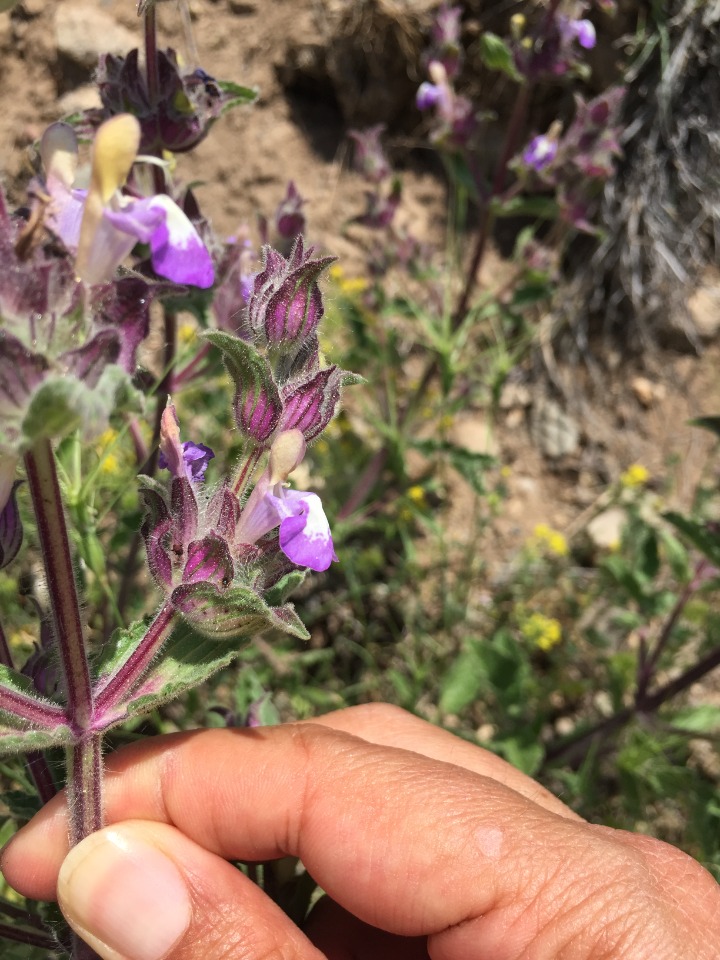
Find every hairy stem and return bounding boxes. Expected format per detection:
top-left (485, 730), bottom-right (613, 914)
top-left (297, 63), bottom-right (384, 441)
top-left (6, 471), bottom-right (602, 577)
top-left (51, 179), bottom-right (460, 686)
top-left (94, 602), bottom-right (175, 716)
top-left (144, 3), bottom-right (160, 109)
top-left (0, 681), bottom-right (66, 727)
top-left (24, 440), bottom-right (92, 731)
top-left (232, 446), bottom-right (263, 498)
top-left (0, 920), bottom-right (57, 951)
top-left (66, 737), bottom-right (104, 846)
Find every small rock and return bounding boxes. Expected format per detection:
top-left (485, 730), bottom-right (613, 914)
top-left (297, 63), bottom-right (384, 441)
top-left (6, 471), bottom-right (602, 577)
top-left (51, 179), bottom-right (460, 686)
top-left (504, 408), bottom-right (525, 430)
top-left (499, 381), bottom-right (532, 409)
top-left (531, 398), bottom-right (580, 458)
top-left (688, 277), bottom-right (720, 340)
top-left (55, 5), bottom-right (137, 69)
top-left (631, 376), bottom-right (666, 407)
top-left (587, 507), bottom-right (626, 550)
top-left (452, 415), bottom-right (499, 457)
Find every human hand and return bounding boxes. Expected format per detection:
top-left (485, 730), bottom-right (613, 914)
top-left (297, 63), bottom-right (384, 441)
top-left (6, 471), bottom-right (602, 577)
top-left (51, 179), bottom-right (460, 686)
top-left (3, 704), bottom-right (719, 960)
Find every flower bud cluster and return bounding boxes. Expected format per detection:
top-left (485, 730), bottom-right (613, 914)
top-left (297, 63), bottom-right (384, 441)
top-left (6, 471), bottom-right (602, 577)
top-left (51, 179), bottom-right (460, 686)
top-left (415, 4), bottom-right (475, 150)
top-left (142, 402), bottom-right (338, 638)
top-left (212, 237), bottom-right (354, 450)
top-left (89, 49), bottom-right (243, 154)
top-left (515, 87), bottom-right (625, 233)
top-left (510, 4), bottom-right (597, 82)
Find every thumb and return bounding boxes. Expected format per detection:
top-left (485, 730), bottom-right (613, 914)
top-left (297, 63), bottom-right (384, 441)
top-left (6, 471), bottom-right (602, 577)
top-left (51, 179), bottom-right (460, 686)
top-left (57, 820), bottom-right (322, 960)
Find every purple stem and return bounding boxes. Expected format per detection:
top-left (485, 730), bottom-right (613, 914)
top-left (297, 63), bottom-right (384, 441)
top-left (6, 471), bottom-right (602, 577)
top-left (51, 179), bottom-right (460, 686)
top-left (0, 920), bottom-right (56, 951)
top-left (0, 621), bottom-right (59, 802)
top-left (93, 602), bottom-right (175, 716)
top-left (25, 750), bottom-right (58, 804)
top-left (451, 83), bottom-right (530, 329)
top-left (66, 738), bottom-right (103, 845)
top-left (24, 440), bottom-right (93, 731)
top-left (0, 681), bottom-right (67, 728)
top-left (144, 3), bottom-right (160, 108)
top-left (0, 900), bottom-right (46, 930)
top-left (174, 341), bottom-right (212, 387)
top-left (232, 446), bottom-right (263, 498)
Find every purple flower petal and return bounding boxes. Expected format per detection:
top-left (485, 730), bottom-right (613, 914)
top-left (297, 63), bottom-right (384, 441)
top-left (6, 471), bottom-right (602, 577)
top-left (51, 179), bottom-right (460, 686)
top-left (268, 489), bottom-right (337, 572)
top-left (574, 19), bottom-right (597, 49)
top-left (416, 82), bottom-right (443, 111)
top-left (181, 441), bottom-right (215, 481)
top-left (522, 135), bottom-right (558, 171)
top-left (144, 195), bottom-right (215, 288)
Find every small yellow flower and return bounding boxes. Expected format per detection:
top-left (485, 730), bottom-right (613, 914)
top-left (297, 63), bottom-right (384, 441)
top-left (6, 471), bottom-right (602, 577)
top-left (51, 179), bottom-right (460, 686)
top-left (97, 428), bottom-right (118, 449)
top-left (329, 264), bottom-right (345, 281)
top-left (178, 321), bottom-right (197, 346)
top-left (340, 276), bottom-right (368, 296)
top-left (521, 612), bottom-right (562, 651)
top-left (407, 485), bottom-right (426, 506)
top-left (100, 453), bottom-right (120, 475)
top-left (532, 523), bottom-right (568, 557)
top-left (500, 465), bottom-right (512, 479)
top-left (620, 464), bottom-right (650, 488)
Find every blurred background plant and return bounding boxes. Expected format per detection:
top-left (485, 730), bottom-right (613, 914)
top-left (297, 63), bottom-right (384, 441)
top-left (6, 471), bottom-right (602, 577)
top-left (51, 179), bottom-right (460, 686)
top-left (1, 0), bottom-right (720, 954)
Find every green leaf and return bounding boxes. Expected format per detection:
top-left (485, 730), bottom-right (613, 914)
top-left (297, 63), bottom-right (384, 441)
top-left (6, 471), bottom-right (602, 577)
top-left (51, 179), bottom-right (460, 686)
top-left (106, 622), bottom-right (247, 725)
top-left (670, 705), bottom-right (720, 734)
top-left (663, 512), bottom-right (720, 567)
top-left (216, 80), bottom-right (259, 111)
top-left (491, 195), bottom-right (560, 219)
top-left (478, 32), bottom-right (522, 81)
top-left (171, 581), bottom-right (310, 641)
top-left (264, 569), bottom-right (307, 607)
top-left (689, 416), bottom-right (720, 439)
top-left (2, 789), bottom-right (42, 821)
top-left (203, 330), bottom-right (280, 410)
top-left (21, 366), bottom-right (141, 449)
top-left (0, 667), bottom-right (73, 757)
top-left (410, 438), bottom-right (496, 495)
top-left (439, 644), bottom-right (486, 714)
top-left (498, 737), bottom-right (543, 775)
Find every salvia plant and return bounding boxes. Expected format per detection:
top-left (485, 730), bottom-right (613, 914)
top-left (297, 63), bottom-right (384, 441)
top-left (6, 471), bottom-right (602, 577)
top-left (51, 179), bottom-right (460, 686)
top-left (0, 2), bottom-right (357, 955)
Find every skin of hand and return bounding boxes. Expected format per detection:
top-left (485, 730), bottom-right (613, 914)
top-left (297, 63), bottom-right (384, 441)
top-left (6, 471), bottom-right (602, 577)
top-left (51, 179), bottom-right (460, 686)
top-left (2, 704), bottom-right (719, 960)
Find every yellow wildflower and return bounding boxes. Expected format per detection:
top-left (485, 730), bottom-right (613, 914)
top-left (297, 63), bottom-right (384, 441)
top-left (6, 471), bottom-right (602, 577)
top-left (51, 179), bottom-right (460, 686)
top-left (97, 428), bottom-right (118, 449)
top-left (329, 264), bottom-right (345, 282)
top-left (521, 612), bottom-right (562, 651)
top-left (100, 453), bottom-right (120, 475)
top-left (620, 464), bottom-right (650, 488)
top-left (407, 485), bottom-right (426, 506)
top-left (533, 523), bottom-right (568, 557)
top-left (340, 276), bottom-right (368, 296)
top-left (178, 321), bottom-right (197, 346)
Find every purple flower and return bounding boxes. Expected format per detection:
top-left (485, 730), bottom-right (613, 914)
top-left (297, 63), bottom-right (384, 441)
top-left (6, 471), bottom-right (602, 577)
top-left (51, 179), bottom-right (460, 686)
top-left (266, 488), bottom-right (337, 571)
top-left (275, 181), bottom-right (306, 244)
top-left (348, 125), bottom-right (391, 185)
top-left (236, 430), bottom-right (336, 572)
top-left (559, 16), bottom-right (597, 50)
top-left (41, 117), bottom-right (214, 288)
top-left (522, 134), bottom-right (558, 172)
top-left (158, 401), bottom-right (215, 482)
top-left (416, 82), bottom-right (443, 112)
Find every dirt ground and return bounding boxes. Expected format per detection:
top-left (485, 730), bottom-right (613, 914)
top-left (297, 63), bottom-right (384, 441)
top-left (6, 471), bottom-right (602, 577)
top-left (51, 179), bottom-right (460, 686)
top-left (2, 0), bottom-right (720, 560)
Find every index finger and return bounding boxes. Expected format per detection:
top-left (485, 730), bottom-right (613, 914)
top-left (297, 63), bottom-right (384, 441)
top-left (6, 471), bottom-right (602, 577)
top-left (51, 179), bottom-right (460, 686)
top-left (4, 714), bottom-right (612, 940)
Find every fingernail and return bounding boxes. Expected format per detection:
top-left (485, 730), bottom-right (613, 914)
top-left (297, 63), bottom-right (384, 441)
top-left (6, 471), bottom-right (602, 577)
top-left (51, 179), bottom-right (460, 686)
top-left (58, 826), bottom-right (192, 960)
